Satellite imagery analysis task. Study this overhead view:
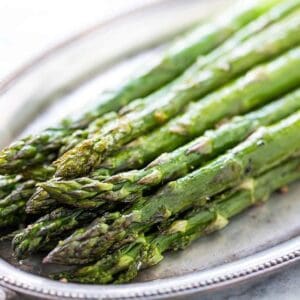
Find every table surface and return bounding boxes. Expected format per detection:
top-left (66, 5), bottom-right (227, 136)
top-left (0, 1), bottom-right (300, 299)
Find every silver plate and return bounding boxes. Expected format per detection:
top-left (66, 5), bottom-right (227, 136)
top-left (0, 0), bottom-right (300, 299)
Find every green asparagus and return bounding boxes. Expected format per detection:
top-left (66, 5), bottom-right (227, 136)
top-left (25, 167), bottom-right (114, 213)
top-left (59, 112), bottom-right (118, 155)
top-left (0, 163), bottom-right (57, 218)
top-left (55, 10), bottom-right (300, 178)
top-left (186, 0), bottom-right (300, 76)
top-left (0, 175), bottom-right (22, 199)
top-left (25, 187), bottom-right (57, 214)
top-left (53, 157), bottom-right (300, 283)
top-left (21, 164), bottom-right (55, 181)
top-left (44, 111), bottom-right (300, 264)
top-left (0, 0), bottom-right (276, 174)
top-left (0, 180), bottom-right (36, 228)
top-left (42, 87), bottom-right (300, 207)
top-left (12, 207), bottom-right (99, 259)
top-left (36, 0), bottom-right (300, 164)
top-left (70, 0), bottom-right (279, 128)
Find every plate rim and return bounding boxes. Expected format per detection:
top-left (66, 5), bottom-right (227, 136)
top-left (0, 236), bottom-right (299, 299)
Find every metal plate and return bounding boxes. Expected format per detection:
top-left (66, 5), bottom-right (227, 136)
top-left (0, 0), bottom-right (300, 299)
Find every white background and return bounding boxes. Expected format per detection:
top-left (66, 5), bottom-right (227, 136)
top-left (0, 0), bottom-right (158, 83)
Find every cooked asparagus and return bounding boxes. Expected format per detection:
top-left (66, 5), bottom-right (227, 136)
top-left (1, 2), bottom-right (300, 286)
top-left (41, 86), bottom-right (300, 207)
top-left (0, 180), bottom-right (36, 228)
top-left (186, 0), bottom-right (300, 75)
top-left (0, 163), bottom-right (57, 220)
top-left (0, 0), bottom-right (275, 174)
top-left (59, 112), bottom-right (118, 155)
top-left (36, 0), bottom-right (300, 163)
top-left (70, 0), bottom-right (278, 128)
top-left (44, 111), bottom-right (300, 264)
top-left (59, 0), bottom-right (300, 157)
top-left (21, 164), bottom-right (55, 182)
top-left (25, 167), bottom-right (115, 214)
top-left (55, 10), bottom-right (300, 178)
top-left (12, 207), bottom-right (99, 259)
top-left (53, 157), bottom-right (300, 283)
top-left (0, 175), bottom-right (22, 199)
top-left (25, 187), bottom-right (57, 215)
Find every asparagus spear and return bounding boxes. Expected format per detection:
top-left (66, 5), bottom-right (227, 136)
top-left (28, 45), bottom-right (300, 212)
top-left (54, 157), bottom-right (300, 283)
top-left (42, 87), bottom-right (300, 207)
top-left (29, 11), bottom-right (300, 211)
top-left (59, 112), bottom-right (118, 155)
top-left (21, 164), bottom-right (55, 181)
top-left (35, 0), bottom-right (300, 170)
top-left (187, 0), bottom-right (300, 76)
top-left (12, 207), bottom-right (99, 259)
top-left (44, 111), bottom-right (300, 264)
top-left (21, 138), bottom-right (109, 214)
top-left (29, 0), bottom-right (300, 170)
top-left (69, 0), bottom-right (278, 128)
top-left (42, 46), bottom-right (300, 207)
top-left (0, 163), bottom-right (57, 218)
top-left (0, 175), bottom-right (22, 199)
top-left (54, 10), bottom-right (300, 178)
top-left (25, 187), bottom-right (57, 215)
top-left (0, 180), bottom-right (36, 228)
top-left (25, 166), bottom-right (111, 214)
top-left (0, 0), bottom-right (275, 174)
top-left (0, 111), bottom-right (117, 175)
top-left (24, 158), bottom-right (113, 215)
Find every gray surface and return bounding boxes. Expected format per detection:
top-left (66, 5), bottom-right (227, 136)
top-left (186, 260), bottom-right (300, 300)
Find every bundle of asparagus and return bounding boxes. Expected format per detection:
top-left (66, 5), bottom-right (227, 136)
top-left (52, 158), bottom-right (300, 283)
top-left (0, 0), bottom-right (280, 175)
top-left (54, 7), bottom-right (300, 178)
top-left (0, 0), bottom-right (300, 285)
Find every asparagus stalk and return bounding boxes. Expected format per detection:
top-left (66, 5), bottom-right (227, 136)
top-left (22, 144), bottom-right (109, 214)
top-left (12, 207), bottom-right (99, 259)
top-left (0, 111), bottom-right (116, 175)
top-left (42, 46), bottom-right (300, 206)
top-left (42, 87), bottom-right (300, 207)
top-left (59, 112), bottom-right (118, 155)
top-left (31, 0), bottom-right (300, 171)
top-left (30, 13), bottom-right (300, 212)
top-left (95, 0), bottom-right (300, 176)
top-left (0, 0), bottom-right (275, 174)
top-left (21, 164), bottom-right (55, 181)
top-left (25, 187), bottom-right (57, 215)
top-left (0, 180), bottom-right (36, 228)
top-left (0, 175), bottom-right (22, 199)
top-left (19, 164), bottom-right (56, 215)
top-left (44, 111), bottom-right (300, 264)
top-left (0, 163), bottom-right (57, 218)
top-left (187, 0), bottom-right (300, 76)
top-left (41, 0), bottom-right (300, 168)
top-left (53, 157), bottom-right (300, 283)
top-left (25, 166), bottom-right (111, 214)
top-left (54, 10), bottom-right (300, 178)
top-left (13, 202), bottom-right (122, 259)
top-left (24, 158), bottom-right (112, 216)
top-left (70, 0), bottom-right (278, 128)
